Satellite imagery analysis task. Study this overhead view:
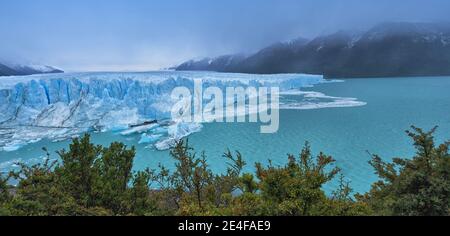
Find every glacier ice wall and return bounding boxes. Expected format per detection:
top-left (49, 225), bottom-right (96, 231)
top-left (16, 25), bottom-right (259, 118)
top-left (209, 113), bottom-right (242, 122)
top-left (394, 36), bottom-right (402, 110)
top-left (0, 71), bottom-right (364, 151)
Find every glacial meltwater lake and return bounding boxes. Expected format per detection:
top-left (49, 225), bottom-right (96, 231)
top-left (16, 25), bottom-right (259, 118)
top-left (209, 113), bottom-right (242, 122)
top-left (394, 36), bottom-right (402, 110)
top-left (1, 75), bottom-right (450, 193)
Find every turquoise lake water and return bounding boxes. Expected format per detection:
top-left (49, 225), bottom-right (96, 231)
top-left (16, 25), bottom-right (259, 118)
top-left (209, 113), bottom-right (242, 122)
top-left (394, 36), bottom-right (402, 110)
top-left (1, 76), bottom-right (449, 193)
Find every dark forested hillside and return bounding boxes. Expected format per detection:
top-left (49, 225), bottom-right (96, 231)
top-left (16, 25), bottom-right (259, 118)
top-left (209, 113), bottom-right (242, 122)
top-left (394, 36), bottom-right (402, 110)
top-left (176, 22), bottom-right (450, 78)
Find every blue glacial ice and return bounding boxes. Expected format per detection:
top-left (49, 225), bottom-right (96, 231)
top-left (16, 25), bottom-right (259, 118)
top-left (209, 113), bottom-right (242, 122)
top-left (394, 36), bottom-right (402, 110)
top-left (0, 71), bottom-right (365, 151)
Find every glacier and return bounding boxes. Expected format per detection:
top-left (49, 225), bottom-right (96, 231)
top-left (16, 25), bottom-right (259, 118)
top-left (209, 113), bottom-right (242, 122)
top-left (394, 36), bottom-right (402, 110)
top-left (0, 71), bottom-right (365, 152)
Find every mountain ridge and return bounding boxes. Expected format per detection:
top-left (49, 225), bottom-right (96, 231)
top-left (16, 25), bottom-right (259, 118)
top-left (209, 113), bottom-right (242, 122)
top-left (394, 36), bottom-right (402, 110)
top-left (0, 62), bottom-right (63, 77)
top-left (175, 22), bottom-right (450, 78)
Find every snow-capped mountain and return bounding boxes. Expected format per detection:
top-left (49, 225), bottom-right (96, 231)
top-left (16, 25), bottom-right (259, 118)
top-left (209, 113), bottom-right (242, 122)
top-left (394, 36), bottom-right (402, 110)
top-left (176, 22), bottom-right (450, 78)
top-left (0, 62), bottom-right (63, 77)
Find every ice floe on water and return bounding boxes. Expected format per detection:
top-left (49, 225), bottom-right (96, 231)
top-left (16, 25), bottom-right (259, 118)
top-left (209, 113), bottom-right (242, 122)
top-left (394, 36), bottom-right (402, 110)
top-left (139, 133), bottom-right (163, 145)
top-left (279, 90), bottom-right (367, 110)
top-left (0, 71), bottom-right (365, 152)
top-left (120, 123), bottom-right (159, 136)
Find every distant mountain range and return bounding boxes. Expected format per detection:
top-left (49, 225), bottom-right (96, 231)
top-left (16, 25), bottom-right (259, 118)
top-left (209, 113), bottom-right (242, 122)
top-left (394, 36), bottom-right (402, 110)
top-left (0, 62), bottom-right (63, 77)
top-left (176, 22), bottom-right (450, 78)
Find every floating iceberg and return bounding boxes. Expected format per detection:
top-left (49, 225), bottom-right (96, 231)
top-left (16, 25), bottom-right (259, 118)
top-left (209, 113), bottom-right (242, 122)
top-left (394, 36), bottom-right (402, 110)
top-left (279, 90), bottom-right (367, 109)
top-left (0, 71), bottom-right (364, 151)
top-left (138, 133), bottom-right (163, 144)
top-left (154, 122), bottom-right (203, 150)
top-left (120, 123), bottom-right (159, 136)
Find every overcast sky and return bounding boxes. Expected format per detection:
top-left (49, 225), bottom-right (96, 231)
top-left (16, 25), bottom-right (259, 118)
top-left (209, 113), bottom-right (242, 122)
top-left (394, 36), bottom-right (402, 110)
top-left (1, 0), bottom-right (450, 71)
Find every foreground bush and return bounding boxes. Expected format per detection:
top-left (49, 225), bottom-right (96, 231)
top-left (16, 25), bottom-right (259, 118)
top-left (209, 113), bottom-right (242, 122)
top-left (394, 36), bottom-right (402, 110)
top-left (0, 126), bottom-right (448, 216)
top-left (357, 126), bottom-right (450, 216)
